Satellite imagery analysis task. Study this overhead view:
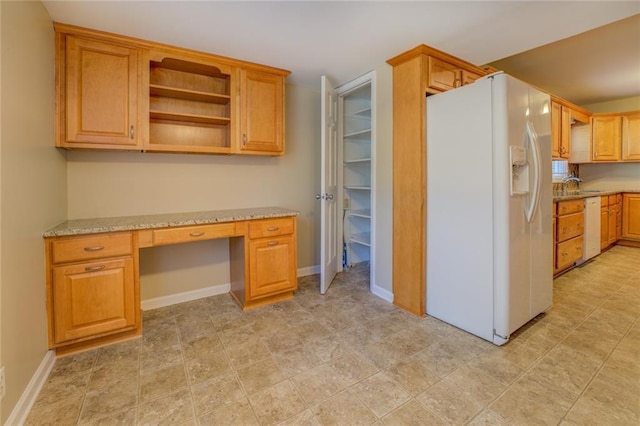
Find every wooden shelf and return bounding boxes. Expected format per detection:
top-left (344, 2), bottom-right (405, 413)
top-left (348, 107), bottom-right (372, 118)
top-left (149, 110), bottom-right (231, 126)
top-left (344, 186), bottom-right (371, 191)
top-left (150, 84), bottom-right (230, 104)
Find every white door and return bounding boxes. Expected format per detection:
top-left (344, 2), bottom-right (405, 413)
top-left (320, 76), bottom-right (339, 294)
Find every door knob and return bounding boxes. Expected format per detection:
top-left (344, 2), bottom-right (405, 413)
top-left (315, 194), bottom-right (323, 200)
top-left (326, 194), bottom-right (334, 200)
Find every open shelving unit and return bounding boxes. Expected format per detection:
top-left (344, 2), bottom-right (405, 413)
top-left (340, 81), bottom-right (373, 268)
top-left (147, 57), bottom-right (233, 154)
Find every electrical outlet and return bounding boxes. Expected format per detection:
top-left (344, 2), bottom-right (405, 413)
top-left (0, 366), bottom-right (5, 400)
top-left (343, 198), bottom-right (350, 210)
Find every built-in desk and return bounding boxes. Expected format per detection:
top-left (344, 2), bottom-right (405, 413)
top-left (43, 207), bottom-right (298, 355)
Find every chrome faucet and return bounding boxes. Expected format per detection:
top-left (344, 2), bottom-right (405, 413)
top-left (561, 175), bottom-right (582, 193)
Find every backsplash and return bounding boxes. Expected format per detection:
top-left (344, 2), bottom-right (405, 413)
top-left (552, 164), bottom-right (580, 193)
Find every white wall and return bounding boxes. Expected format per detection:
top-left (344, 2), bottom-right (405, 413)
top-left (67, 84), bottom-right (320, 300)
top-left (373, 64), bottom-right (393, 296)
top-left (0, 1), bottom-right (67, 422)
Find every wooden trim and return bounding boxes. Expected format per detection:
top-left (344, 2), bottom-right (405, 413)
top-left (391, 55), bottom-right (426, 317)
top-left (53, 22), bottom-right (291, 77)
top-left (550, 94), bottom-right (592, 119)
top-left (386, 44), bottom-right (487, 75)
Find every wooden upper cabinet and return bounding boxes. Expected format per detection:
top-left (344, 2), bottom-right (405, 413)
top-left (238, 69), bottom-right (285, 155)
top-left (55, 23), bottom-right (289, 156)
top-left (592, 115), bottom-right (622, 161)
top-left (60, 35), bottom-right (141, 149)
top-left (551, 102), bottom-right (562, 158)
top-left (622, 112), bottom-right (640, 161)
top-left (426, 57), bottom-right (481, 93)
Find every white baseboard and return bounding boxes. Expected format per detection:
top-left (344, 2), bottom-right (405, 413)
top-left (141, 266), bottom-right (320, 311)
top-left (141, 283), bottom-right (231, 311)
top-left (6, 350), bottom-right (56, 426)
top-left (297, 265), bottom-right (319, 277)
top-left (371, 284), bottom-right (394, 303)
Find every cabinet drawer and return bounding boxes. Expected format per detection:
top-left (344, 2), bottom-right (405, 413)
top-left (51, 233), bottom-right (133, 264)
top-left (556, 236), bottom-right (583, 270)
top-left (557, 199), bottom-right (584, 215)
top-left (249, 217), bottom-right (294, 239)
top-left (152, 223), bottom-right (237, 246)
top-left (557, 212), bottom-right (584, 242)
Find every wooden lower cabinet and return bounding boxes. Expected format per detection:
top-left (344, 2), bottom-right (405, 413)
top-left (52, 257), bottom-right (136, 344)
top-left (622, 193), bottom-right (640, 240)
top-left (238, 217), bottom-right (298, 309)
top-left (249, 235), bottom-right (297, 299)
top-left (46, 232), bottom-right (140, 354)
top-left (554, 200), bottom-right (584, 274)
top-left (601, 194), bottom-right (622, 249)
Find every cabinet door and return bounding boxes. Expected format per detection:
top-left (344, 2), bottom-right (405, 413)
top-left (551, 102), bottom-right (562, 158)
top-left (592, 116), bottom-right (622, 161)
top-left (560, 106), bottom-right (571, 159)
top-left (64, 36), bottom-right (139, 147)
top-left (461, 70), bottom-right (481, 86)
top-left (622, 194), bottom-right (640, 240)
top-left (622, 113), bottom-right (640, 161)
top-left (608, 208), bottom-right (617, 245)
top-left (248, 235), bottom-right (297, 299)
top-left (427, 57), bottom-right (461, 92)
top-left (239, 69), bottom-right (285, 154)
top-left (52, 257), bottom-right (136, 344)
top-left (601, 207), bottom-right (609, 250)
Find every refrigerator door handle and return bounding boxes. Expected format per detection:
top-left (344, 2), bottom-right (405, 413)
top-left (525, 121), bottom-right (542, 223)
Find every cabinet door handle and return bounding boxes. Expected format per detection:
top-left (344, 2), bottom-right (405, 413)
top-left (130, 125), bottom-right (135, 139)
top-left (267, 226), bottom-right (279, 231)
top-left (85, 265), bottom-right (106, 272)
top-left (267, 241), bottom-right (279, 246)
top-left (84, 246), bottom-right (105, 252)
top-left (189, 232), bottom-right (205, 237)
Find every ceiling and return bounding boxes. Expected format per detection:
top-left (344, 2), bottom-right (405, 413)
top-left (42, 1), bottom-right (640, 104)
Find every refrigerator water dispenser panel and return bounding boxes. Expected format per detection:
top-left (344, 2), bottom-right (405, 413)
top-left (510, 145), bottom-right (529, 195)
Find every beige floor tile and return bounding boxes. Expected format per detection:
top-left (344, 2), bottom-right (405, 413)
top-left (301, 334), bottom-right (352, 362)
top-left (273, 343), bottom-right (323, 378)
top-left (327, 351), bottom-right (379, 386)
top-left (416, 380), bottom-right (483, 424)
top-left (197, 398), bottom-right (259, 425)
top-left (25, 394), bottom-right (84, 426)
top-left (312, 389), bottom-right (378, 425)
top-left (351, 372), bottom-right (411, 417)
top-left (236, 357), bottom-right (285, 394)
top-left (79, 382), bottom-right (138, 424)
top-left (139, 363), bottom-right (188, 404)
top-left (32, 370), bottom-right (90, 406)
top-left (565, 377), bottom-right (640, 425)
top-left (412, 343), bottom-right (467, 379)
top-left (275, 408), bottom-right (320, 426)
top-left (224, 340), bottom-right (272, 370)
top-left (190, 371), bottom-right (246, 415)
top-left (489, 373), bottom-right (574, 425)
top-left (247, 380), bottom-right (307, 425)
top-left (181, 334), bottom-right (223, 361)
top-left (381, 399), bottom-right (446, 425)
top-left (383, 355), bottom-right (440, 396)
top-left (185, 349), bottom-right (231, 385)
top-left (465, 409), bottom-right (511, 425)
top-left (84, 407), bottom-right (138, 425)
top-left (290, 364), bottom-right (347, 406)
top-left (47, 351), bottom-right (96, 380)
top-left (139, 343), bottom-right (183, 372)
top-left (137, 388), bottom-right (195, 425)
top-left (86, 360), bottom-right (138, 392)
top-left (443, 365), bottom-right (507, 406)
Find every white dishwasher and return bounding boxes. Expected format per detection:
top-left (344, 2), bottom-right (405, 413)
top-left (582, 197), bottom-right (601, 262)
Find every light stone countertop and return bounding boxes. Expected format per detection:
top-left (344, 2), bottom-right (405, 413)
top-left (43, 206), bottom-right (299, 237)
top-left (553, 189), bottom-right (640, 202)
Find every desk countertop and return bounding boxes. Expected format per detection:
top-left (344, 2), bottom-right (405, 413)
top-left (43, 207), bottom-right (299, 238)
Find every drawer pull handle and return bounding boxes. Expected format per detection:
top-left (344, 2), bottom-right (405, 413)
top-left (84, 246), bottom-right (105, 252)
top-left (267, 226), bottom-right (279, 231)
top-left (85, 265), bottom-right (105, 272)
top-left (189, 232), bottom-right (205, 237)
top-left (267, 241), bottom-right (279, 246)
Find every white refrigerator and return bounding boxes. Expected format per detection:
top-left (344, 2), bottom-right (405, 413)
top-left (426, 72), bottom-right (553, 345)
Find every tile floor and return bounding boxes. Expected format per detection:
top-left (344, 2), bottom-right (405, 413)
top-left (25, 246), bottom-right (640, 425)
